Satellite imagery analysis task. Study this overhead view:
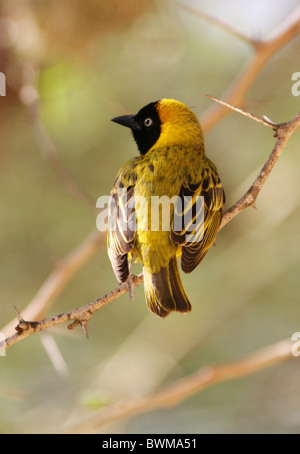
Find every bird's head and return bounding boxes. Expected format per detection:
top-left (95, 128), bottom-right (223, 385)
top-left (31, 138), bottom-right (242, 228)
top-left (111, 99), bottom-right (204, 155)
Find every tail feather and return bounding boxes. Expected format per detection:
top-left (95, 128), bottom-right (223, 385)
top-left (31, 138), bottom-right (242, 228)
top-left (143, 257), bottom-right (191, 318)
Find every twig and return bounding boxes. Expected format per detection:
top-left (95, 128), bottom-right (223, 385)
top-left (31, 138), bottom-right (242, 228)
top-left (4, 273), bottom-right (144, 349)
top-left (179, 4), bottom-right (259, 46)
top-left (3, 108), bottom-right (300, 350)
top-left (220, 110), bottom-right (300, 229)
top-left (196, 6), bottom-right (300, 131)
top-left (2, 229), bottom-right (105, 338)
top-left (205, 95), bottom-right (277, 129)
top-left (66, 338), bottom-right (294, 433)
top-left (40, 332), bottom-right (70, 377)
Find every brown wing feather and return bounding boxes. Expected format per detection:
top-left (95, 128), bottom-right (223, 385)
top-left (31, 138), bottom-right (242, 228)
top-left (171, 166), bottom-right (224, 274)
top-left (107, 176), bottom-right (136, 283)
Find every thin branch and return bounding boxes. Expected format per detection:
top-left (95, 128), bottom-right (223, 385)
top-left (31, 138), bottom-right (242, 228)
top-left (66, 338), bottom-right (294, 433)
top-left (220, 110), bottom-right (300, 229)
top-left (198, 6), bottom-right (300, 131)
top-left (40, 332), bottom-right (70, 377)
top-left (3, 108), bottom-right (300, 350)
top-left (0, 386), bottom-right (29, 402)
top-left (2, 229), bottom-right (105, 338)
top-left (4, 273), bottom-right (144, 349)
top-left (205, 95), bottom-right (277, 129)
top-left (179, 4), bottom-right (259, 46)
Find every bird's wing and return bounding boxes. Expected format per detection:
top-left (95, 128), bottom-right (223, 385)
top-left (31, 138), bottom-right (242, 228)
top-left (107, 160), bottom-right (137, 283)
top-left (170, 167), bottom-right (225, 273)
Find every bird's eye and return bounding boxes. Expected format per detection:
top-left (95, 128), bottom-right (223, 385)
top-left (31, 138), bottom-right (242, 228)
top-left (144, 118), bottom-right (153, 127)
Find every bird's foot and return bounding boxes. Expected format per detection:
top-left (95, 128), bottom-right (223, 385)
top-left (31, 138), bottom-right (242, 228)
top-left (126, 274), bottom-right (136, 301)
top-left (129, 255), bottom-right (137, 273)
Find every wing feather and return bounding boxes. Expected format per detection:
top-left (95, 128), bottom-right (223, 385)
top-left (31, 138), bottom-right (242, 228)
top-left (107, 167), bottom-right (136, 283)
top-left (171, 166), bottom-right (224, 274)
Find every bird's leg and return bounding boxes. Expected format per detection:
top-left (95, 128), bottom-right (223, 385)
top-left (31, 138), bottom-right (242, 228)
top-left (126, 255), bottom-right (137, 300)
top-left (128, 254), bottom-right (137, 273)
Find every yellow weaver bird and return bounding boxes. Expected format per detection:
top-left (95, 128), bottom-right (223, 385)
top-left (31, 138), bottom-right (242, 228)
top-left (108, 99), bottom-right (225, 317)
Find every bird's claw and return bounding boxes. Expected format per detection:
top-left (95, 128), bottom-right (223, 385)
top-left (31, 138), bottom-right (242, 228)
top-left (126, 274), bottom-right (136, 301)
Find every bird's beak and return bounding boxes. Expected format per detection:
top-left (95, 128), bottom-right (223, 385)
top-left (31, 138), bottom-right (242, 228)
top-left (111, 114), bottom-right (141, 131)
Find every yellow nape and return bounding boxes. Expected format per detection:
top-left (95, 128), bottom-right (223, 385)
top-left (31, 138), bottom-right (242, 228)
top-left (154, 98), bottom-right (204, 150)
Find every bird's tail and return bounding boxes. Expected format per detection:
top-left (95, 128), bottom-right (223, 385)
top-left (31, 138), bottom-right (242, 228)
top-left (143, 257), bottom-right (191, 318)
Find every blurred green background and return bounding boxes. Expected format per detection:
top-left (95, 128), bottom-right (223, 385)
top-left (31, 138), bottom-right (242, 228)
top-left (0, 0), bottom-right (300, 434)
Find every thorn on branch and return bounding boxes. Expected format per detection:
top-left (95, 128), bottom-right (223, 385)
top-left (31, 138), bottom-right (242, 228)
top-left (206, 95), bottom-right (297, 142)
top-left (68, 316), bottom-right (90, 338)
top-left (263, 115), bottom-right (276, 126)
top-left (13, 305), bottom-right (25, 323)
top-left (81, 321), bottom-right (89, 339)
top-left (13, 306), bottom-right (39, 334)
top-left (206, 95), bottom-right (280, 131)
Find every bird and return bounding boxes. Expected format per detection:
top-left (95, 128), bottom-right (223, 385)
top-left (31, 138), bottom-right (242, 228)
top-left (108, 98), bottom-right (225, 318)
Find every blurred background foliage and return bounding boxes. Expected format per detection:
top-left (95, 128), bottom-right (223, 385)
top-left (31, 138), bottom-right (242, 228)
top-left (0, 0), bottom-right (300, 434)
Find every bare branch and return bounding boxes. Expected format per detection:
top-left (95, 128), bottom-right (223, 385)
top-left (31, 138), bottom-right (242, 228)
top-left (66, 338), bottom-right (294, 433)
top-left (40, 332), bottom-right (70, 377)
top-left (200, 7), bottom-right (300, 131)
top-left (220, 110), bottom-right (300, 229)
top-left (2, 229), bottom-right (105, 339)
top-left (205, 95), bottom-right (277, 129)
top-left (179, 4), bottom-right (259, 46)
top-left (4, 273), bottom-right (144, 349)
